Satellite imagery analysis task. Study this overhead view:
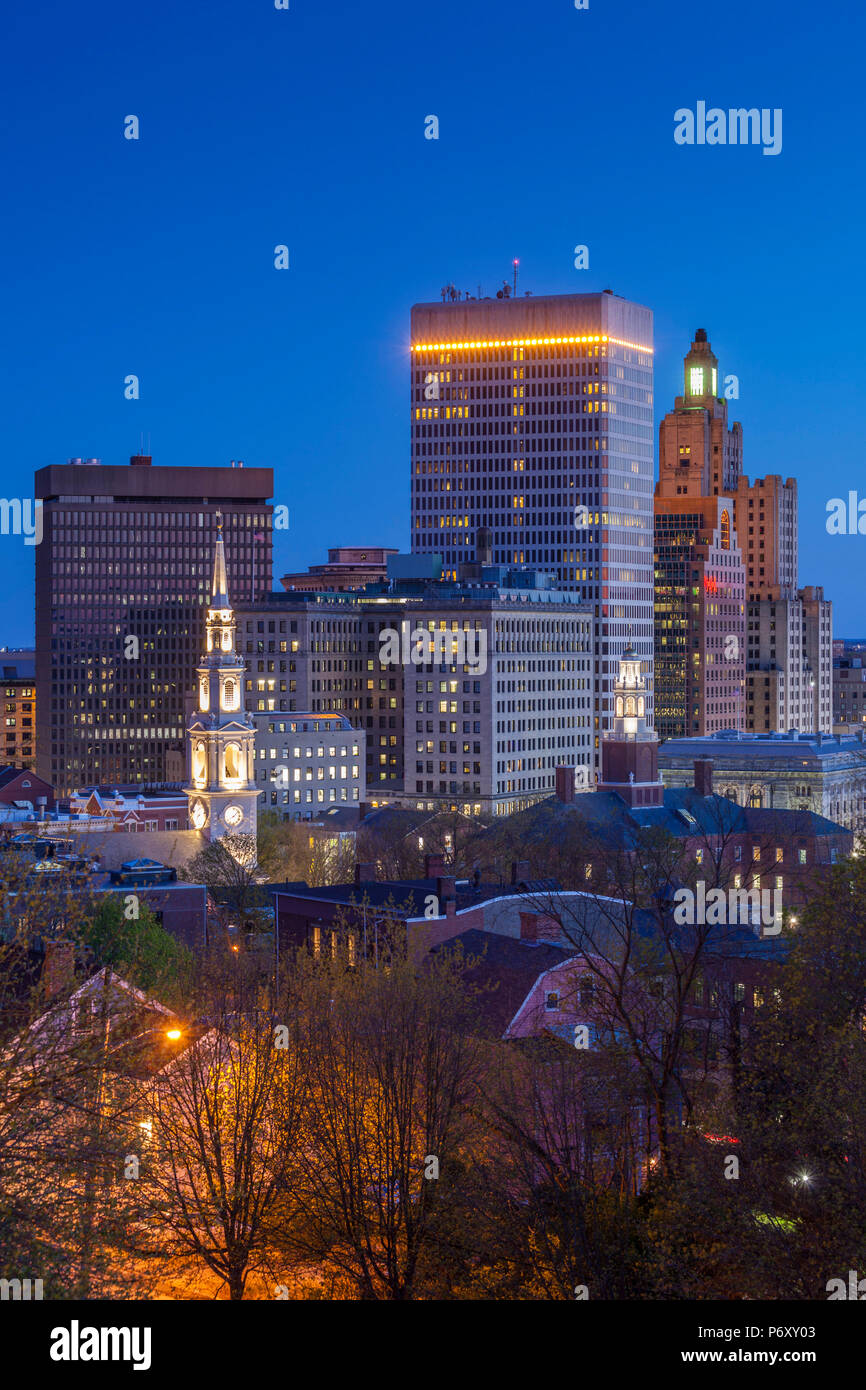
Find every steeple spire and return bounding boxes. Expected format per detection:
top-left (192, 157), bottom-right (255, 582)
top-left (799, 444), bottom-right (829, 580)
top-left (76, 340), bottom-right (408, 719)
top-left (211, 512), bottom-right (230, 607)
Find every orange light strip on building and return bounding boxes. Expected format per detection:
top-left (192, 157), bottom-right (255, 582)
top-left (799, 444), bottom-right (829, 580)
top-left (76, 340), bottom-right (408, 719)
top-left (411, 334), bottom-right (653, 353)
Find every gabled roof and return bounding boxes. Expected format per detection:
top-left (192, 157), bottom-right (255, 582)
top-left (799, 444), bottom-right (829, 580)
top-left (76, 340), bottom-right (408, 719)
top-left (0, 767), bottom-right (43, 790)
top-left (430, 929), bottom-right (576, 1034)
top-left (271, 876), bottom-right (560, 918)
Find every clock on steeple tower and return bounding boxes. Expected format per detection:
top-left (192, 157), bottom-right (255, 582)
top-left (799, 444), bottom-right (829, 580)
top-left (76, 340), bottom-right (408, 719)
top-left (185, 516), bottom-right (260, 840)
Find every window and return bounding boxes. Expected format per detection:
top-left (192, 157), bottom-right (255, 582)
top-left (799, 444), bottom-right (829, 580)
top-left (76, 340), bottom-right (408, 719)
top-left (798, 848), bottom-right (807, 864)
top-left (775, 847), bottom-right (783, 863)
top-left (544, 991), bottom-right (559, 1012)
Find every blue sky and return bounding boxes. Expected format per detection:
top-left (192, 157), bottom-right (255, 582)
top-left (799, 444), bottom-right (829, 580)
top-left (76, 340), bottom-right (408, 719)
top-left (2, 0), bottom-right (864, 643)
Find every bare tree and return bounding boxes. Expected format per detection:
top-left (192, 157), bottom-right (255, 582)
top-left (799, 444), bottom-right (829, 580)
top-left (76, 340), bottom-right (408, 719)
top-left (283, 937), bottom-right (482, 1298)
top-left (143, 967), bottom-right (307, 1300)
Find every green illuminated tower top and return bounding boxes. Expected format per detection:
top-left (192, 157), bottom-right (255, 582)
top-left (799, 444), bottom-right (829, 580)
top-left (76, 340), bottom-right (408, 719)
top-left (684, 328), bottom-right (719, 403)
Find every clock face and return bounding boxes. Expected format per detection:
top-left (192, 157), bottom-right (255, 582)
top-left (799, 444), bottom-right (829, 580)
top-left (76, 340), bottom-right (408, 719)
top-left (190, 801), bottom-right (207, 830)
top-left (224, 804), bottom-right (243, 827)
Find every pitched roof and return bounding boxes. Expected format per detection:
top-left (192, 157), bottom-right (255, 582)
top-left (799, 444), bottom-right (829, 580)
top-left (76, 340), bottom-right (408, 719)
top-left (430, 928), bottom-right (576, 1034)
top-left (271, 876), bottom-right (559, 918)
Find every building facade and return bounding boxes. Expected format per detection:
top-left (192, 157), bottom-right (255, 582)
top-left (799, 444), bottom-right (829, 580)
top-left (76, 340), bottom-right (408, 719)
top-left (0, 651), bottom-right (36, 771)
top-left (409, 290), bottom-right (654, 764)
top-left (240, 566), bottom-right (592, 816)
top-left (834, 645), bottom-right (866, 727)
top-left (236, 594), bottom-right (403, 793)
top-left (399, 573), bottom-right (593, 816)
top-left (69, 787), bottom-right (188, 832)
top-left (251, 712), bottom-right (365, 819)
top-left (35, 456), bottom-right (273, 794)
top-left (654, 497), bottom-right (746, 738)
top-left (658, 729), bottom-right (866, 833)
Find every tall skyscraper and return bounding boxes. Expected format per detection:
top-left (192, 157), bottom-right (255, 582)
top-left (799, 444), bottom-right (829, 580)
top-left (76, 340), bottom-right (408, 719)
top-left (654, 330), bottom-right (832, 736)
top-left (36, 456), bottom-right (273, 794)
top-left (655, 331), bottom-right (747, 738)
top-left (409, 289), bottom-right (654, 763)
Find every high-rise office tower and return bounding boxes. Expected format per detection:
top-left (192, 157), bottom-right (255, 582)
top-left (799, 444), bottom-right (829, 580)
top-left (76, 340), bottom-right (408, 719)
top-left (654, 498), bottom-right (746, 738)
top-left (36, 456), bottom-right (273, 794)
top-left (655, 331), bottom-right (831, 736)
top-left (409, 289), bottom-right (654, 762)
top-left (655, 331), bottom-right (746, 737)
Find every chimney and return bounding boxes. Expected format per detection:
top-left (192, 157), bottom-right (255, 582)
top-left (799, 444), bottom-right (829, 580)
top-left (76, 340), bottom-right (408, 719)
top-left (436, 876), bottom-right (457, 915)
top-left (354, 862), bottom-right (375, 884)
top-left (476, 526), bottom-right (493, 566)
top-left (42, 941), bottom-right (75, 998)
top-left (130, 455), bottom-right (152, 467)
top-left (519, 911), bottom-right (539, 942)
top-left (555, 766), bottom-right (575, 803)
top-left (510, 860), bottom-right (530, 886)
top-left (693, 759), bottom-right (714, 797)
top-left (424, 853), bottom-right (446, 877)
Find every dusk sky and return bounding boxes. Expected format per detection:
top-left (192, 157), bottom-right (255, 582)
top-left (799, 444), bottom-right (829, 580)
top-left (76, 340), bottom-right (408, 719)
top-left (2, 0), bottom-right (864, 644)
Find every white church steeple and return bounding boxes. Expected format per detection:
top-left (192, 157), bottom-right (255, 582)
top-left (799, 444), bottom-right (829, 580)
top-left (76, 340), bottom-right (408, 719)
top-left (185, 516), bottom-right (260, 840)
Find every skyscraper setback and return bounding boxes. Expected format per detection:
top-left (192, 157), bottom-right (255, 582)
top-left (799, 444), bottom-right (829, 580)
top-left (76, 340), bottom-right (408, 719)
top-left (409, 290), bottom-right (654, 756)
top-left (36, 456), bottom-right (273, 794)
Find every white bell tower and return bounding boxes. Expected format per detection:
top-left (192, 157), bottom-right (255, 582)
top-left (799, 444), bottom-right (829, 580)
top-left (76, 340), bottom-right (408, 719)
top-left (185, 516), bottom-right (260, 841)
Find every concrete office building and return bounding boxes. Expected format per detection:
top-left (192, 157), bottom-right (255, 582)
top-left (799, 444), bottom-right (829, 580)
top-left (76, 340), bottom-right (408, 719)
top-left (251, 711), bottom-right (365, 819)
top-left (409, 289), bottom-right (654, 766)
top-left (236, 596), bottom-right (402, 792)
top-left (35, 456), bottom-right (273, 794)
top-left (399, 568), bottom-right (593, 816)
top-left (239, 557), bottom-right (593, 814)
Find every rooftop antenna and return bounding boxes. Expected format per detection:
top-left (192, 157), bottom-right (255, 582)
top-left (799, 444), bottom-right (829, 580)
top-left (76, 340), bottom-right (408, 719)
top-left (513, 259), bottom-right (519, 296)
